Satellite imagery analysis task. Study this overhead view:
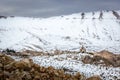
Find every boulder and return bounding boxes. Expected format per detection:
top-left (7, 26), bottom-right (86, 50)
top-left (86, 75), bottom-right (102, 80)
top-left (82, 50), bottom-right (120, 67)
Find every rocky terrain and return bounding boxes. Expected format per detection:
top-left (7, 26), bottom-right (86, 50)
top-left (0, 53), bottom-right (102, 80)
top-left (0, 49), bottom-right (120, 80)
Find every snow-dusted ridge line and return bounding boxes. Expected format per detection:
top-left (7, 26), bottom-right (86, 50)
top-left (0, 10), bottom-right (120, 19)
top-left (0, 10), bottom-right (120, 53)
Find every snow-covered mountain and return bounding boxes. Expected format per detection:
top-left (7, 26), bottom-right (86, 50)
top-left (0, 10), bottom-right (120, 53)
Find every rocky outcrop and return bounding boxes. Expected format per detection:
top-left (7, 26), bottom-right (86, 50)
top-left (112, 11), bottom-right (120, 19)
top-left (99, 11), bottom-right (103, 19)
top-left (82, 50), bottom-right (120, 67)
top-left (0, 53), bottom-right (102, 80)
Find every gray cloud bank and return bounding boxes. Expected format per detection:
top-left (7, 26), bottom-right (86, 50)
top-left (0, 0), bottom-right (120, 18)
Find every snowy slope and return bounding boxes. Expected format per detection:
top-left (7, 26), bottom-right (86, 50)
top-left (0, 10), bottom-right (120, 53)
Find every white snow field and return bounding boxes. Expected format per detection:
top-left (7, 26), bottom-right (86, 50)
top-left (0, 10), bottom-right (120, 53)
top-left (0, 10), bottom-right (120, 80)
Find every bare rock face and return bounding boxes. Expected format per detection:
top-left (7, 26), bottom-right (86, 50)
top-left (81, 12), bottom-right (85, 19)
top-left (112, 11), bottom-right (120, 19)
top-left (99, 11), bottom-right (103, 19)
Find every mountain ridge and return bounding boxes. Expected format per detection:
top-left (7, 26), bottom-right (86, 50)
top-left (0, 10), bottom-right (120, 53)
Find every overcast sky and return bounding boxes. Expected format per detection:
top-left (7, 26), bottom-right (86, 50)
top-left (0, 0), bottom-right (120, 18)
